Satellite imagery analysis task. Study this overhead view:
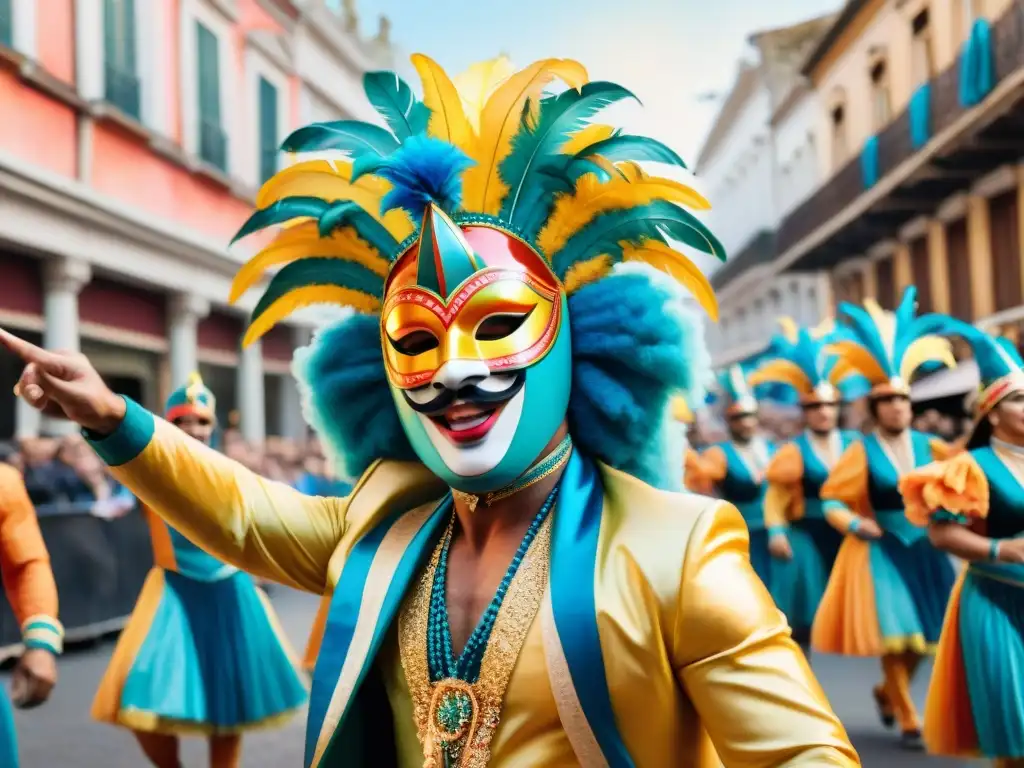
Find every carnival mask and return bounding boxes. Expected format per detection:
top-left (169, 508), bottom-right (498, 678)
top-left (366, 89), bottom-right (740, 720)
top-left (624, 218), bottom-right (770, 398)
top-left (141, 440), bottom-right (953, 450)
top-left (381, 205), bottom-right (571, 492)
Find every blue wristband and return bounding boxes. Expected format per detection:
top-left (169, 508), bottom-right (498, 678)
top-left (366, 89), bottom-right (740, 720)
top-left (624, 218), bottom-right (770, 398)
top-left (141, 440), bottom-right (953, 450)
top-left (989, 538), bottom-right (1001, 563)
top-left (848, 517), bottom-right (861, 534)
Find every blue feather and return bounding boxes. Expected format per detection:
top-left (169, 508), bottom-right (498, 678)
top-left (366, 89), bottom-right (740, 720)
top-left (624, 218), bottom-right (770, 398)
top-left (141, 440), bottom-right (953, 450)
top-left (281, 120), bottom-right (399, 157)
top-left (293, 313), bottom-right (416, 480)
top-left (362, 71), bottom-right (430, 140)
top-left (354, 134), bottom-right (475, 220)
top-left (252, 258), bottom-right (384, 328)
top-left (315, 201), bottom-right (402, 258)
top-left (838, 301), bottom-right (894, 377)
top-left (551, 200), bottom-right (725, 279)
top-left (567, 263), bottom-right (709, 490)
top-left (565, 133), bottom-right (688, 180)
top-left (891, 286), bottom-right (920, 366)
top-left (232, 197), bottom-right (329, 243)
top-left (498, 82), bottom-right (636, 237)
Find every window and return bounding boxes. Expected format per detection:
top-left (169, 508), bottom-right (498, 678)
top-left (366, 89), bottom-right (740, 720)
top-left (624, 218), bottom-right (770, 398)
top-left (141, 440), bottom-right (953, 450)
top-left (911, 9), bottom-right (934, 86)
top-left (103, 0), bottom-right (140, 118)
top-left (830, 103), bottom-right (847, 168)
top-left (870, 59), bottom-right (891, 130)
top-left (0, 0), bottom-right (12, 48)
top-left (196, 21), bottom-right (227, 172)
top-left (258, 76), bottom-right (279, 183)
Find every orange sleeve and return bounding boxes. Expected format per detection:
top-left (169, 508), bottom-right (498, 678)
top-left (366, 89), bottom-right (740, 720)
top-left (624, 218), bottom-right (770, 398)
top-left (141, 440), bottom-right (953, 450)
top-left (900, 452), bottom-right (988, 526)
top-left (820, 442), bottom-right (871, 534)
top-left (685, 449), bottom-right (713, 495)
top-left (929, 438), bottom-right (957, 461)
top-left (0, 465), bottom-right (62, 652)
top-left (698, 446), bottom-right (728, 483)
top-left (764, 443), bottom-right (803, 485)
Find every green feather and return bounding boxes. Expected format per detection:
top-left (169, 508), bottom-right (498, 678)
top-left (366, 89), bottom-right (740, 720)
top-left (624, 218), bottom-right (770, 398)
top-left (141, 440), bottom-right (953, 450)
top-left (363, 71), bottom-right (430, 140)
top-left (253, 258), bottom-right (385, 326)
top-left (232, 197), bottom-right (329, 243)
top-left (499, 82), bottom-right (636, 236)
top-left (281, 120), bottom-right (399, 157)
top-left (316, 201), bottom-right (401, 258)
top-left (551, 200), bottom-right (725, 278)
top-left (565, 134), bottom-right (687, 180)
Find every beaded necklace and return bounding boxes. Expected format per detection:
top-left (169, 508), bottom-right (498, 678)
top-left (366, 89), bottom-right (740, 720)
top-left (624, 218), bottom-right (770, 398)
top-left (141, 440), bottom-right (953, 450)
top-left (399, 440), bottom-right (571, 768)
top-left (452, 434), bottom-right (573, 512)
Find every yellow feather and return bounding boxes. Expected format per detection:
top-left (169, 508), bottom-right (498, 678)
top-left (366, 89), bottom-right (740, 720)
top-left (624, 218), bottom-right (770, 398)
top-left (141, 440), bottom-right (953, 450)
top-left (826, 341), bottom-right (889, 385)
top-left (827, 359), bottom-right (860, 385)
top-left (243, 285), bottom-right (381, 348)
top-left (619, 240), bottom-right (718, 321)
top-left (411, 54), bottom-right (474, 148)
top-left (452, 56), bottom-right (515, 133)
top-left (229, 222), bottom-right (389, 305)
top-left (812, 317), bottom-right (836, 338)
top-left (562, 254), bottom-right (612, 293)
top-left (462, 58), bottom-right (589, 215)
top-left (255, 160), bottom-right (414, 241)
top-left (560, 123), bottom-right (616, 155)
top-left (900, 336), bottom-right (956, 382)
top-left (672, 396), bottom-right (694, 423)
top-left (749, 360), bottom-right (812, 394)
top-left (537, 172), bottom-right (710, 258)
top-left (863, 298), bottom-right (896, 357)
top-left (777, 317), bottom-right (799, 343)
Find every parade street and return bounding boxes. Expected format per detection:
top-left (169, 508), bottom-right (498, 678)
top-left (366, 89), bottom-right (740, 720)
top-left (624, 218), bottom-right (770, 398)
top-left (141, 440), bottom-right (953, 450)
top-left (6, 587), bottom-right (978, 767)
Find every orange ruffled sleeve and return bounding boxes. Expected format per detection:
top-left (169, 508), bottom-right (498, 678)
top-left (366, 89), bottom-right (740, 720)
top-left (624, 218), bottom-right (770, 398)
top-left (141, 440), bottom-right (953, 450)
top-left (764, 444), bottom-right (804, 530)
top-left (819, 442), bottom-right (871, 534)
top-left (929, 438), bottom-right (959, 461)
top-left (899, 452), bottom-right (989, 527)
top-left (698, 446), bottom-right (728, 484)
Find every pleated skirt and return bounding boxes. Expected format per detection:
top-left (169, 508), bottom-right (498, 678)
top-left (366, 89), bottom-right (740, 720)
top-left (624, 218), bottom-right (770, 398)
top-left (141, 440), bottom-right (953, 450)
top-left (770, 518), bottom-right (843, 639)
top-left (0, 689), bottom-right (17, 767)
top-left (92, 568), bottom-right (308, 734)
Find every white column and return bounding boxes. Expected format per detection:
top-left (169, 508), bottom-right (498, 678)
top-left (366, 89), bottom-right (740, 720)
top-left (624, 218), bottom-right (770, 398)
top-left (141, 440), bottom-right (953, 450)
top-left (75, 0), bottom-right (104, 100)
top-left (237, 339), bottom-right (265, 444)
top-left (167, 293), bottom-right (210, 389)
top-left (276, 325), bottom-right (311, 440)
top-left (43, 257), bottom-right (91, 434)
top-left (138, 0), bottom-right (168, 133)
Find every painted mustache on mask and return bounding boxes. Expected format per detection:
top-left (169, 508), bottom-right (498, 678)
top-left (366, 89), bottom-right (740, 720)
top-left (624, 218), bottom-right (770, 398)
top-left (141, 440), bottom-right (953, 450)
top-left (401, 371), bottom-right (526, 415)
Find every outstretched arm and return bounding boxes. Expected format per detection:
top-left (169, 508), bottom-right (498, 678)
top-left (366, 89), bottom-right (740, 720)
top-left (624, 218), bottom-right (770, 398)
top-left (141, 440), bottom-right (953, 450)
top-left (675, 501), bottom-right (860, 766)
top-left (0, 466), bottom-right (62, 655)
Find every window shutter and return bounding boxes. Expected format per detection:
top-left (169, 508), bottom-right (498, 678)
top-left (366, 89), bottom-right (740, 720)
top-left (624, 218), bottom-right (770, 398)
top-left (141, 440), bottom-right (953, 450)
top-left (258, 77), bottom-right (279, 182)
top-left (103, 0), bottom-right (140, 118)
top-left (196, 22), bottom-right (226, 171)
top-left (0, 0), bottom-right (12, 48)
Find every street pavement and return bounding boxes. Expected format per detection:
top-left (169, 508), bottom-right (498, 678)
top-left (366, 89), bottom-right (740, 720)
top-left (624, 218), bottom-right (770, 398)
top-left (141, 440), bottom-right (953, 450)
top-left (6, 587), bottom-right (980, 767)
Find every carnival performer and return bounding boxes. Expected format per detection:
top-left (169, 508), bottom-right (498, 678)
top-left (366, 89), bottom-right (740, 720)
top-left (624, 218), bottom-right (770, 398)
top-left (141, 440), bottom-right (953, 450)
top-left (698, 366), bottom-right (777, 588)
top-left (750, 318), bottom-right (862, 649)
top-left (5, 56), bottom-right (858, 767)
top-left (900, 323), bottom-right (1024, 766)
top-left (811, 286), bottom-right (956, 751)
top-left (90, 374), bottom-right (308, 768)
top-left (0, 460), bottom-right (62, 767)
top-left (669, 395), bottom-right (712, 494)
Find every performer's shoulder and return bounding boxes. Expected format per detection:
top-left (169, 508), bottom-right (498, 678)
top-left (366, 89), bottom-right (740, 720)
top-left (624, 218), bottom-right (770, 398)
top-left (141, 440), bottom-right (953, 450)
top-left (344, 459), bottom-right (447, 528)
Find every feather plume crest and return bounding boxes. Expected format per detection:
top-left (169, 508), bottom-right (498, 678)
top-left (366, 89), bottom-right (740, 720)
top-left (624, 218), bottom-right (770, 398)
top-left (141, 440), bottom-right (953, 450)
top-left (362, 70), bottom-right (430, 141)
top-left (748, 360), bottom-right (813, 394)
top-left (452, 56), bottom-right (515, 133)
top-left (411, 54), bottom-right (475, 148)
top-left (461, 58), bottom-right (588, 215)
top-left (244, 285), bottom-right (381, 348)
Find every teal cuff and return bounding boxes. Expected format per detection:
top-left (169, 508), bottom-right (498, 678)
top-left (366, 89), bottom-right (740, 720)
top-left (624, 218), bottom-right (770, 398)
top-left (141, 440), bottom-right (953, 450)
top-left (84, 396), bottom-right (155, 467)
top-left (23, 638), bottom-right (60, 655)
top-left (934, 509), bottom-right (970, 525)
top-left (767, 525), bottom-right (788, 537)
top-left (989, 538), bottom-right (1001, 563)
top-left (847, 517), bottom-right (861, 534)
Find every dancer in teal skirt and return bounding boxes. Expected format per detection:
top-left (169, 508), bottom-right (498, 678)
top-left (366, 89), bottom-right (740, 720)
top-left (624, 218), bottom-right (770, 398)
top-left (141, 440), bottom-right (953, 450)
top-left (91, 374), bottom-right (308, 768)
top-left (751, 318), bottom-right (864, 648)
top-left (699, 365), bottom-right (776, 588)
top-left (902, 322), bottom-right (1024, 766)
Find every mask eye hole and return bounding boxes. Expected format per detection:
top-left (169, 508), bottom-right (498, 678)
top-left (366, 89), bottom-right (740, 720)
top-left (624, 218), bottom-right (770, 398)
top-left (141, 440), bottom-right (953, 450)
top-left (475, 308), bottom-right (533, 341)
top-left (387, 329), bottom-right (439, 356)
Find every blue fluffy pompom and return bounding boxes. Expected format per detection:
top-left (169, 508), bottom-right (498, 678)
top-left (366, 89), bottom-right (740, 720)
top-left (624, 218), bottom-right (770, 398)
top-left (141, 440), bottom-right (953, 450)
top-left (567, 263), bottom-right (711, 491)
top-left (356, 134), bottom-right (475, 221)
top-left (292, 312), bottom-right (416, 481)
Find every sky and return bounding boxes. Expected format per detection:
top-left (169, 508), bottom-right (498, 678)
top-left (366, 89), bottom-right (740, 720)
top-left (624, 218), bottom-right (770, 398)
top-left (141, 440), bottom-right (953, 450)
top-left (351, 0), bottom-right (845, 161)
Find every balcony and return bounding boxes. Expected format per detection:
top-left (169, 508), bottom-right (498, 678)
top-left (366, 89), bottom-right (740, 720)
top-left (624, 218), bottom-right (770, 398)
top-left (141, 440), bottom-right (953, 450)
top-left (777, 2), bottom-right (1024, 272)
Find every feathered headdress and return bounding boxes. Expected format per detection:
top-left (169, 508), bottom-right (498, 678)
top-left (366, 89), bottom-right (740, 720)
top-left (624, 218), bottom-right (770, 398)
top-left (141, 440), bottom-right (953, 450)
top-left (750, 317), bottom-right (864, 404)
top-left (165, 372), bottom-right (216, 422)
top-left (231, 55), bottom-right (723, 489)
top-left (230, 55), bottom-right (721, 346)
top-left (827, 286), bottom-right (955, 397)
top-left (715, 364), bottom-right (759, 416)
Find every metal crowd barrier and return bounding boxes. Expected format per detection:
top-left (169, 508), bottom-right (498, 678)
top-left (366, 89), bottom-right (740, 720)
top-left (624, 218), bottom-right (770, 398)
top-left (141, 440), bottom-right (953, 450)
top-left (0, 505), bottom-right (153, 659)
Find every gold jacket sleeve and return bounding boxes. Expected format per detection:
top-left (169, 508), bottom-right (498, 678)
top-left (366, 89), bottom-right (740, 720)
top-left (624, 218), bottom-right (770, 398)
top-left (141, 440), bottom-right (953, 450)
top-left (674, 500), bottom-right (860, 767)
top-left (87, 400), bottom-right (443, 594)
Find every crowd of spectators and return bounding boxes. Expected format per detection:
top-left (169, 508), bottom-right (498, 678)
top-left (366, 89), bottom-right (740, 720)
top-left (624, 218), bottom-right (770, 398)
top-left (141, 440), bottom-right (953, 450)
top-left (0, 429), bottom-right (351, 520)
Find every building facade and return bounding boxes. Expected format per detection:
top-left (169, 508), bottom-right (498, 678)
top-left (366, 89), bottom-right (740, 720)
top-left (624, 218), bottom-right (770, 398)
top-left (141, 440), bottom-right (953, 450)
top-left (704, 0), bottom-right (1024, 399)
top-left (697, 14), bottom-right (836, 367)
top-left (0, 0), bottom-right (391, 440)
